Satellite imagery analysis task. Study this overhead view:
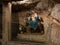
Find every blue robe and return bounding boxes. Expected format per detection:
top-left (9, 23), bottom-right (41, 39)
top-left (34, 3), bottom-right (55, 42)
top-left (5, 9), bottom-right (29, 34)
top-left (28, 16), bottom-right (39, 28)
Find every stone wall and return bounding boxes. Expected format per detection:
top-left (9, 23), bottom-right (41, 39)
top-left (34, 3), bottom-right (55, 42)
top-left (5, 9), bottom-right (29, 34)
top-left (51, 4), bottom-right (60, 45)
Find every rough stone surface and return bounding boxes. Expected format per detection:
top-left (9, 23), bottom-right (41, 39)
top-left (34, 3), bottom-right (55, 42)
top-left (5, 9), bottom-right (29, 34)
top-left (51, 22), bottom-right (60, 45)
top-left (51, 4), bottom-right (60, 22)
top-left (35, 0), bottom-right (48, 10)
top-left (51, 4), bottom-right (60, 45)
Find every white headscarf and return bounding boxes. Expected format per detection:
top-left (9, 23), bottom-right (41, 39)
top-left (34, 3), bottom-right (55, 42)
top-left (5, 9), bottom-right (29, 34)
top-left (34, 13), bottom-right (38, 17)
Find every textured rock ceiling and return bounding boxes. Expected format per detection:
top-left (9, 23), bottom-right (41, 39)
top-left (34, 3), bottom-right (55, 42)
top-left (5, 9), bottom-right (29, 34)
top-left (2, 0), bottom-right (60, 3)
top-left (12, 0), bottom-right (40, 12)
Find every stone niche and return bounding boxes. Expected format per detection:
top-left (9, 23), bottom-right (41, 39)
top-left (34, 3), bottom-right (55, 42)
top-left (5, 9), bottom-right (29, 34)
top-left (15, 10), bottom-right (52, 42)
top-left (11, 0), bottom-right (53, 42)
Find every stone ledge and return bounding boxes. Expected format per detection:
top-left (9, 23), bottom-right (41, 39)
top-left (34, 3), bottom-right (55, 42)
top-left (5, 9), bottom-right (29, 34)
top-left (7, 41), bottom-right (47, 45)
